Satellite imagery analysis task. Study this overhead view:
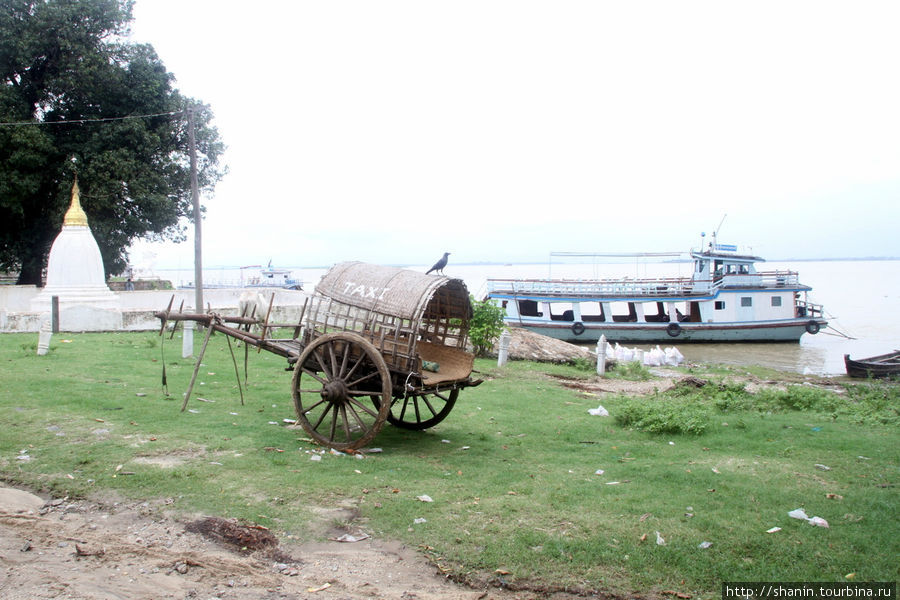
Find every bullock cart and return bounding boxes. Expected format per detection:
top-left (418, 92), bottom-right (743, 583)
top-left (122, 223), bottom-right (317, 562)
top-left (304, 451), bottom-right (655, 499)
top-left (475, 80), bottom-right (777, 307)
top-left (156, 262), bottom-right (481, 450)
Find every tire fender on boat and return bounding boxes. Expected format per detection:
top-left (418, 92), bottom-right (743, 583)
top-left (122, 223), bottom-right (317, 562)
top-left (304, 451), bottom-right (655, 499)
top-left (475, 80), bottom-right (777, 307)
top-left (571, 321), bottom-right (585, 336)
top-left (666, 322), bottom-right (682, 337)
top-left (805, 320), bottom-right (820, 335)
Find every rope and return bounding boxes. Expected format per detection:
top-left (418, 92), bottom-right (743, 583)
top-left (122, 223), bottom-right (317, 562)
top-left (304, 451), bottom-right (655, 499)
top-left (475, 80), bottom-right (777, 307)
top-left (821, 310), bottom-right (856, 340)
top-left (403, 371), bottom-right (416, 399)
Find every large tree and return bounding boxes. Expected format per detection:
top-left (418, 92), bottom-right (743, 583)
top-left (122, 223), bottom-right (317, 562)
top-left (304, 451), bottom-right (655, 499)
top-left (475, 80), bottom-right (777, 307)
top-left (0, 0), bottom-right (224, 285)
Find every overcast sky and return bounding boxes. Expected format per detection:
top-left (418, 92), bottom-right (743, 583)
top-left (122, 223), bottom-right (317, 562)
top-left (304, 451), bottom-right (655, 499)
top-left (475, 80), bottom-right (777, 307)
top-left (127, 1), bottom-right (900, 270)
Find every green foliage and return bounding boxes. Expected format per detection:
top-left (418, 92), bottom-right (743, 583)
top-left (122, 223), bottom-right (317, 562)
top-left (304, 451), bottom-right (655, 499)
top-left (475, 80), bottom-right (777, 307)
top-left (614, 395), bottom-right (711, 434)
top-left (468, 296), bottom-right (505, 357)
top-left (611, 373), bottom-right (900, 435)
top-left (843, 382), bottom-right (900, 424)
top-left (703, 380), bottom-right (900, 425)
top-left (0, 0), bottom-right (225, 283)
top-left (608, 360), bottom-right (653, 380)
top-left (570, 356), bottom-right (596, 372)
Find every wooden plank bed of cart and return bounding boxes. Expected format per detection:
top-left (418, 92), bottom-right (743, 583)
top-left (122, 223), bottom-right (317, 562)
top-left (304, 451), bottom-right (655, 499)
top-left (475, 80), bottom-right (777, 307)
top-left (155, 262), bottom-right (481, 450)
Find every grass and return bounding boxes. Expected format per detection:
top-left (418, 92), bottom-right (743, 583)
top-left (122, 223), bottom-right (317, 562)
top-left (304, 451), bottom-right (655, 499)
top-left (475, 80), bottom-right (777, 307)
top-left (1, 331), bottom-right (898, 598)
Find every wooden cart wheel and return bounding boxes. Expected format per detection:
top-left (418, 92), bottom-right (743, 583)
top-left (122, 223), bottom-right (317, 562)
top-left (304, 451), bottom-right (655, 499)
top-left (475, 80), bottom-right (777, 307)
top-left (388, 387), bottom-right (459, 430)
top-left (291, 332), bottom-right (391, 450)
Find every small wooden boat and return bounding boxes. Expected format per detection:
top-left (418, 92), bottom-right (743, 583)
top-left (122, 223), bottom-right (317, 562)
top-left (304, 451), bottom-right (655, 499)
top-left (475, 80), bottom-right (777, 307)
top-left (844, 350), bottom-right (900, 378)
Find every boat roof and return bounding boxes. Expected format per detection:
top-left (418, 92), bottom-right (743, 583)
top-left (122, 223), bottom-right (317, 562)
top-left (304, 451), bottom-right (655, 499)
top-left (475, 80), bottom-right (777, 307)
top-left (691, 250), bottom-right (764, 264)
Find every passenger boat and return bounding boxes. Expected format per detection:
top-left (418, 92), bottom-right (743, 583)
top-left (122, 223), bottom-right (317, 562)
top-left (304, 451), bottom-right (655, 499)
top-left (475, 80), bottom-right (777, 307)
top-left (244, 263), bottom-right (303, 290)
top-left (179, 262), bottom-right (303, 290)
top-left (485, 244), bottom-right (827, 343)
top-left (844, 351), bottom-right (900, 378)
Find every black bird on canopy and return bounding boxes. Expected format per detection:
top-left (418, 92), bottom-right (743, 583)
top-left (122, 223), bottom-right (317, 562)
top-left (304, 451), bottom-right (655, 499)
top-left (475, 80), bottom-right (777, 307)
top-left (426, 252), bottom-right (450, 275)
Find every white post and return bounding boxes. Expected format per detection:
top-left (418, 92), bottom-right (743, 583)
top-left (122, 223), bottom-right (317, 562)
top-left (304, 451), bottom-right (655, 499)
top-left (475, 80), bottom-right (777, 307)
top-left (37, 320), bottom-right (52, 356)
top-left (497, 329), bottom-right (512, 367)
top-left (182, 307), bottom-right (194, 358)
top-left (596, 334), bottom-right (607, 375)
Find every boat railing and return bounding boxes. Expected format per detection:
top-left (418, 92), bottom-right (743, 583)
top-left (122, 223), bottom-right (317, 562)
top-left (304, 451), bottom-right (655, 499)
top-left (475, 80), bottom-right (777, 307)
top-left (486, 277), bottom-right (701, 297)
top-left (714, 270), bottom-right (801, 289)
top-left (795, 299), bottom-right (824, 318)
top-left (486, 269), bottom-right (803, 298)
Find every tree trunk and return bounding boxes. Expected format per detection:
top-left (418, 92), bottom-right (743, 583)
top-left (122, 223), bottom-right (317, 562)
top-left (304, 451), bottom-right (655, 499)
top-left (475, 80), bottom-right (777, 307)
top-left (16, 248), bottom-right (47, 286)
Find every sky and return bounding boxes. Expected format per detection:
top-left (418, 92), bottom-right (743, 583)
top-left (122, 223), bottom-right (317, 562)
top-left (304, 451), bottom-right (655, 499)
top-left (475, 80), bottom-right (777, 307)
top-left (127, 1), bottom-right (900, 271)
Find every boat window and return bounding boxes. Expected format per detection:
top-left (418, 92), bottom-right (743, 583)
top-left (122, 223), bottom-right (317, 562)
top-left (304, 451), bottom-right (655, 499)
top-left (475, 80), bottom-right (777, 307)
top-left (771, 296), bottom-right (782, 307)
top-left (643, 301), bottom-right (669, 323)
top-left (518, 299), bottom-right (542, 317)
top-left (610, 301), bottom-right (638, 322)
top-left (741, 297), bottom-right (752, 307)
top-left (714, 301), bottom-right (725, 310)
top-left (580, 302), bottom-right (604, 322)
top-left (548, 303), bottom-right (575, 322)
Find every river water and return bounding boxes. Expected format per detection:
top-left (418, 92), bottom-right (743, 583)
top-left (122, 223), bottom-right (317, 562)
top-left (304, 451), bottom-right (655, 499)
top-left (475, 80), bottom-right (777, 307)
top-left (152, 259), bottom-right (900, 377)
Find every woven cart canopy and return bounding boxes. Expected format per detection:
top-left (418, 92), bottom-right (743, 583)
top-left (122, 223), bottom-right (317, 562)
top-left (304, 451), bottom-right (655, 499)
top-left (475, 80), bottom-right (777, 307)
top-left (315, 262), bottom-right (472, 323)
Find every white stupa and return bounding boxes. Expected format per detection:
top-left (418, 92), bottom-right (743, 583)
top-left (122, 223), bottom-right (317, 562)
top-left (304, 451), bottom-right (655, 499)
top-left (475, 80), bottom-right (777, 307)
top-left (31, 178), bottom-right (122, 329)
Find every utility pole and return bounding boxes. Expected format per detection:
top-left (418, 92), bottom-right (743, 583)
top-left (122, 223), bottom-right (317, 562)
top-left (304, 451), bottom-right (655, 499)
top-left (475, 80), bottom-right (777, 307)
top-left (188, 105), bottom-right (203, 313)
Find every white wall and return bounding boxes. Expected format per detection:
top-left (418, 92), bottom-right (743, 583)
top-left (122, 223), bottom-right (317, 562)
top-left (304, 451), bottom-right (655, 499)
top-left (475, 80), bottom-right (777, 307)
top-left (0, 286), bottom-right (308, 333)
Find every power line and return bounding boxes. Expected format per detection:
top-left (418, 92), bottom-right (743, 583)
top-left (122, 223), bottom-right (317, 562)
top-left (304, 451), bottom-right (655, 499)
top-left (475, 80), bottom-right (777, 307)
top-left (0, 110), bottom-right (184, 127)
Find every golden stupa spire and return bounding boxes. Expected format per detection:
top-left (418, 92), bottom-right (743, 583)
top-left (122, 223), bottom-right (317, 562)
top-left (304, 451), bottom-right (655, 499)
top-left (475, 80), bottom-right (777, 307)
top-left (63, 177), bottom-right (89, 227)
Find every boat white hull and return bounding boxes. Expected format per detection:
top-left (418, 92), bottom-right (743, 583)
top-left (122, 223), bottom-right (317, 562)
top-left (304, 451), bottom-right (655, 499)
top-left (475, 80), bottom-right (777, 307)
top-left (508, 319), bottom-right (826, 343)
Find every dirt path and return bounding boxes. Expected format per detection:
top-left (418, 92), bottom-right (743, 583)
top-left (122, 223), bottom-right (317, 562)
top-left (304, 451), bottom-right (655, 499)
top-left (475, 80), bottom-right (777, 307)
top-left (0, 485), bottom-right (527, 600)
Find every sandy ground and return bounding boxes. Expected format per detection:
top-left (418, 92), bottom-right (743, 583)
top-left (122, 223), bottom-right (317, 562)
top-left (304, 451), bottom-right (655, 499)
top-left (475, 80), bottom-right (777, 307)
top-left (0, 485), bottom-right (531, 600)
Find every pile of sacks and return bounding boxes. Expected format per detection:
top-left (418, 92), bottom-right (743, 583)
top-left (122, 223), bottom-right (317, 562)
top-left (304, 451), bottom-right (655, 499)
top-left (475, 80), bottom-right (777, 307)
top-left (609, 342), bottom-right (684, 367)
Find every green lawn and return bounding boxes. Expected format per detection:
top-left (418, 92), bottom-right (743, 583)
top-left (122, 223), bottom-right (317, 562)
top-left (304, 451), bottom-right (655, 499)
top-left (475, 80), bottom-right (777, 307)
top-left (1, 331), bottom-right (897, 598)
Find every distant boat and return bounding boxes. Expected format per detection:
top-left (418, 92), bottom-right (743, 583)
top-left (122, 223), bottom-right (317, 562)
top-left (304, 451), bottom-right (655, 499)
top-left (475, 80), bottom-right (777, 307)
top-left (844, 350), bottom-right (900, 378)
top-left (180, 262), bottom-right (303, 290)
top-left (485, 241), bottom-right (827, 343)
top-left (247, 263), bottom-right (304, 290)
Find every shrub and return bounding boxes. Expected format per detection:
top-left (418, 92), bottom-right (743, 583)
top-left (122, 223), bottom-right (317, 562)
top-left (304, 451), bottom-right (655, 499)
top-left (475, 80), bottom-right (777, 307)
top-left (608, 361), bottom-right (652, 381)
top-left (468, 296), bottom-right (505, 357)
top-left (613, 396), bottom-right (710, 435)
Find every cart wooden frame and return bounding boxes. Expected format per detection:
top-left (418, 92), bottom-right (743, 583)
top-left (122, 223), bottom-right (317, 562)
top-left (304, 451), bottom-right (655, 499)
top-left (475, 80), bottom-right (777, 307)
top-left (156, 262), bottom-right (480, 450)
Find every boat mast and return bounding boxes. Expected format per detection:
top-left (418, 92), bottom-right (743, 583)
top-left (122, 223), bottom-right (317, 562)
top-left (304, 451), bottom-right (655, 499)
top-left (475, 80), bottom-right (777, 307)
top-left (712, 214), bottom-right (727, 250)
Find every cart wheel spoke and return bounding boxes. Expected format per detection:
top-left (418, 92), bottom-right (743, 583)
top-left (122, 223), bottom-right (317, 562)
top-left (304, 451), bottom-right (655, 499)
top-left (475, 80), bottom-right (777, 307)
top-left (346, 370), bottom-right (383, 389)
top-left (388, 387), bottom-right (459, 431)
top-left (292, 332), bottom-right (390, 450)
top-left (313, 347), bottom-right (332, 380)
top-left (338, 341), bottom-right (352, 378)
top-left (311, 402), bottom-right (333, 430)
top-left (330, 404), bottom-right (340, 440)
top-left (347, 396), bottom-right (380, 419)
top-left (303, 397), bottom-right (329, 415)
top-left (300, 367), bottom-right (328, 386)
top-left (343, 404), bottom-right (372, 440)
top-left (343, 353), bottom-right (368, 383)
top-left (419, 395), bottom-right (438, 417)
top-left (327, 342), bottom-right (340, 381)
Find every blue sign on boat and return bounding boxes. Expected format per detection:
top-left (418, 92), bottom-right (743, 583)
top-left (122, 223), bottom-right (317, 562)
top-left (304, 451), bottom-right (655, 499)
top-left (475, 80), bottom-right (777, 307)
top-left (715, 244), bottom-right (737, 252)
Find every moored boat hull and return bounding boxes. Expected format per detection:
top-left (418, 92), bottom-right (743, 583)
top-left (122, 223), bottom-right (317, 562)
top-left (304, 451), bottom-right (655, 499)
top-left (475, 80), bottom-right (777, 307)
top-left (511, 319), bottom-right (826, 344)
